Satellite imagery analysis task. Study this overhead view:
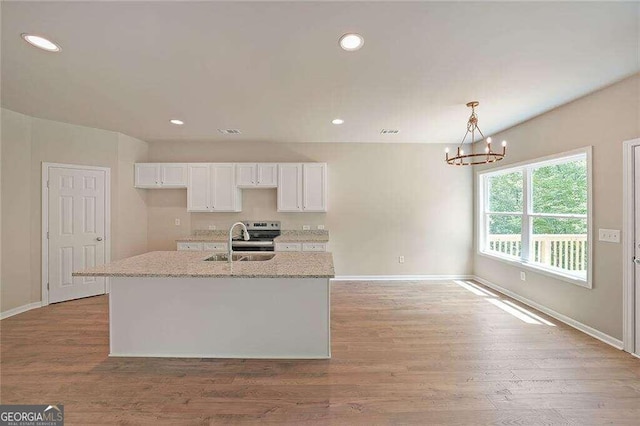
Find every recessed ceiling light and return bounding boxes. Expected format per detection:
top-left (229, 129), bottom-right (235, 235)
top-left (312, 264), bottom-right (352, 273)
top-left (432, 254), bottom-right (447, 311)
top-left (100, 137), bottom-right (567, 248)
top-left (170, 119), bottom-right (184, 126)
top-left (332, 118), bottom-right (344, 125)
top-left (339, 33), bottom-right (364, 51)
top-left (21, 33), bottom-right (61, 52)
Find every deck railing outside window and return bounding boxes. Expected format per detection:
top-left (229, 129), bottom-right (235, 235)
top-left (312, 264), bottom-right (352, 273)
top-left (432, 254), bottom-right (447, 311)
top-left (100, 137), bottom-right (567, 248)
top-left (487, 234), bottom-right (588, 272)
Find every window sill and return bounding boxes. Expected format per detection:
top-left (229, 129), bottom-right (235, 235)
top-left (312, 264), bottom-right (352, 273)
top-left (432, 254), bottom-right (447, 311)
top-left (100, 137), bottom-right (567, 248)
top-left (478, 250), bottom-right (592, 289)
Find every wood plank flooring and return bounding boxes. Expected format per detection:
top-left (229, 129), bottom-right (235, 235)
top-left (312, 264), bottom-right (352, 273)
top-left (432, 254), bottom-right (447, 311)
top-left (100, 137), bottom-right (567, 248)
top-left (1, 280), bottom-right (639, 425)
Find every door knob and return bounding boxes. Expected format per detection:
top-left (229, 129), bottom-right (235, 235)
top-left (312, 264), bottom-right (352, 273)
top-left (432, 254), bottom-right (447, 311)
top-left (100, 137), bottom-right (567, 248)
top-left (634, 257), bottom-right (640, 265)
top-left (96, 237), bottom-right (103, 241)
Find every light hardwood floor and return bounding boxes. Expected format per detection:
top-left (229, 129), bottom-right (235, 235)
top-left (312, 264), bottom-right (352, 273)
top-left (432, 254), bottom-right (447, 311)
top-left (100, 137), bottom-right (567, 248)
top-left (1, 280), bottom-right (639, 425)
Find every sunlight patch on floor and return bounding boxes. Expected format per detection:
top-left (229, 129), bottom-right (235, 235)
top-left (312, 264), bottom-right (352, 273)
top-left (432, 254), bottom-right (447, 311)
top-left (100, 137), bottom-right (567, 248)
top-left (453, 280), bottom-right (555, 326)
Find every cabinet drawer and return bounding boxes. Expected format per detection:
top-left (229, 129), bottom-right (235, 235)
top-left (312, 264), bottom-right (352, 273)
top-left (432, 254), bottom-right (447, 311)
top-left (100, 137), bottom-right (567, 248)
top-left (302, 243), bottom-right (327, 252)
top-left (203, 242), bottom-right (228, 251)
top-left (275, 243), bottom-right (302, 252)
top-left (177, 242), bottom-right (203, 251)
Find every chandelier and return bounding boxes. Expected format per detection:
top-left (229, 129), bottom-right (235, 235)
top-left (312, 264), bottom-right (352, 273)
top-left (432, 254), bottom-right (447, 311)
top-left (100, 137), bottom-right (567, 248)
top-left (445, 101), bottom-right (507, 166)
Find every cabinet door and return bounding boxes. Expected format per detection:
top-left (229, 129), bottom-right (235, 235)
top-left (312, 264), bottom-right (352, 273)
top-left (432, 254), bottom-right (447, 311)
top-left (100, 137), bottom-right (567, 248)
top-left (303, 163), bottom-right (327, 212)
top-left (161, 164), bottom-right (188, 187)
top-left (211, 164), bottom-right (239, 211)
top-left (135, 164), bottom-right (160, 188)
top-left (277, 164), bottom-right (302, 212)
top-left (257, 163), bottom-right (278, 187)
top-left (187, 164), bottom-right (211, 212)
top-left (236, 163), bottom-right (257, 187)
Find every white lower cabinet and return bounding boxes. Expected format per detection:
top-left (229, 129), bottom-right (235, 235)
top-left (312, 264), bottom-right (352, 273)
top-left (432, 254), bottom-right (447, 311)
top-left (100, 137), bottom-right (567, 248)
top-left (275, 242), bottom-right (327, 252)
top-left (302, 243), bottom-right (327, 252)
top-left (177, 242), bottom-right (204, 251)
top-left (177, 242), bottom-right (228, 251)
top-left (204, 243), bottom-right (228, 251)
top-left (275, 242), bottom-right (302, 252)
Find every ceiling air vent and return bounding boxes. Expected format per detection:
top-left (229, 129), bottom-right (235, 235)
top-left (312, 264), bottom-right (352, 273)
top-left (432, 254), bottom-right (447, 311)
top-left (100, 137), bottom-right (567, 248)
top-left (380, 129), bottom-right (400, 134)
top-left (217, 129), bottom-right (241, 134)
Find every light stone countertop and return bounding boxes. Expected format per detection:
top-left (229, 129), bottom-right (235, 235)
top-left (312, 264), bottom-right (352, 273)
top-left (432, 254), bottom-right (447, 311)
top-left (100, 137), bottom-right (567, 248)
top-left (274, 230), bottom-right (329, 243)
top-left (73, 251), bottom-right (335, 278)
top-left (176, 229), bottom-right (330, 243)
top-left (176, 230), bottom-right (228, 242)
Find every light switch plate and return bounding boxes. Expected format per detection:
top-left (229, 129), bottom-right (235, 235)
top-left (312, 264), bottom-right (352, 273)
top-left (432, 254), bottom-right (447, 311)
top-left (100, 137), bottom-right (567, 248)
top-left (317, 225), bottom-right (325, 230)
top-left (599, 229), bottom-right (620, 243)
top-left (175, 218), bottom-right (181, 226)
top-left (302, 225), bottom-right (310, 230)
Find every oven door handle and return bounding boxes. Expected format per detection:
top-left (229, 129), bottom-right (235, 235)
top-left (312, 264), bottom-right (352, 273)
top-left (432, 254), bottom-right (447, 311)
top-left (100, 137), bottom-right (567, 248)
top-left (232, 241), bottom-right (274, 247)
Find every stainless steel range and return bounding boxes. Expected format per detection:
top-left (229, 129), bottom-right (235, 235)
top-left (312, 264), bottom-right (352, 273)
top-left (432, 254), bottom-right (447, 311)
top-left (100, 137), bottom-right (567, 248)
top-left (232, 221), bottom-right (281, 252)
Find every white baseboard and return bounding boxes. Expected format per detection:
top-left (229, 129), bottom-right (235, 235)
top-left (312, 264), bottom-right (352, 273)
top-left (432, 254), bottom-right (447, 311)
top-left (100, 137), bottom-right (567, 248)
top-left (1, 301), bottom-right (42, 320)
top-left (332, 275), bottom-right (475, 282)
top-left (473, 276), bottom-right (624, 350)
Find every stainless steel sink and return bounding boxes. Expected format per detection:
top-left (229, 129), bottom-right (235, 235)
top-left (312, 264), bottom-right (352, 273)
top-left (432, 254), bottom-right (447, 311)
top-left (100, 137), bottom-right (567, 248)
top-left (204, 253), bottom-right (275, 262)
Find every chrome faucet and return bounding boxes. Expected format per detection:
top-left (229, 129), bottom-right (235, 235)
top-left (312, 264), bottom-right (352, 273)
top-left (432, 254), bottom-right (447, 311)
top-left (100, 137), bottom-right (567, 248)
top-left (228, 222), bottom-right (249, 262)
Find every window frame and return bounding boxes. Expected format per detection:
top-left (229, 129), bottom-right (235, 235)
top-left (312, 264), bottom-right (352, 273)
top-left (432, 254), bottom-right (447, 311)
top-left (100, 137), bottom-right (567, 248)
top-left (477, 147), bottom-right (593, 288)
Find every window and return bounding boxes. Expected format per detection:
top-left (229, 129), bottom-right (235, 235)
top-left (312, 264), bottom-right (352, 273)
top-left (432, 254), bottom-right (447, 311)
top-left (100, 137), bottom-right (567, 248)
top-left (478, 148), bottom-right (592, 287)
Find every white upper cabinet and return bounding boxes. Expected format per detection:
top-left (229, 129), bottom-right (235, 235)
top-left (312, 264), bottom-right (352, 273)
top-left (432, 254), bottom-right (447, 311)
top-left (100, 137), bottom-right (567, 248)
top-left (256, 164), bottom-right (278, 187)
top-left (187, 164), bottom-right (211, 212)
top-left (303, 163), bottom-right (327, 212)
top-left (211, 164), bottom-right (241, 211)
top-left (135, 163), bottom-right (160, 188)
top-left (277, 163), bottom-right (327, 212)
top-left (277, 164), bottom-right (303, 212)
top-left (135, 163), bottom-right (187, 188)
top-left (236, 164), bottom-right (257, 187)
top-left (160, 164), bottom-right (188, 187)
top-left (139, 162), bottom-right (326, 212)
top-left (236, 163), bottom-right (278, 188)
top-left (187, 164), bottom-right (241, 212)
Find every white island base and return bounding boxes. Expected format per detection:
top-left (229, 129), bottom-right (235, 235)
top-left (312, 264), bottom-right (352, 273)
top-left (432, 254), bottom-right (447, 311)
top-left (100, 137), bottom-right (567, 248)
top-left (109, 277), bottom-right (331, 359)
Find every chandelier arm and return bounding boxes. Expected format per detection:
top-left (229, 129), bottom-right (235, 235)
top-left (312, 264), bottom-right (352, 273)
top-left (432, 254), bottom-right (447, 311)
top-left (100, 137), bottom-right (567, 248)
top-left (458, 129), bottom-right (471, 148)
top-left (475, 126), bottom-right (486, 142)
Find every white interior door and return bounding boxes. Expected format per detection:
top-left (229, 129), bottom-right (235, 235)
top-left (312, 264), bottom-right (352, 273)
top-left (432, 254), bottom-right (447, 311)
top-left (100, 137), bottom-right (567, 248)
top-left (635, 146), bottom-right (640, 355)
top-left (47, 166), bottom-right (108, 304)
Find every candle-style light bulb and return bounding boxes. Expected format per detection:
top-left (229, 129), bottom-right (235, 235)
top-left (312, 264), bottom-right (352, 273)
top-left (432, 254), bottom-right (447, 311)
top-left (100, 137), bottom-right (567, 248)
top-left (460, 149), bottom-right (464, 155)
top-left (445, 147), bottom-right (449, 153)
top-left (502, 140), bottom-right (507, 147)
top-left (487, 137), bottom-right (492, 144)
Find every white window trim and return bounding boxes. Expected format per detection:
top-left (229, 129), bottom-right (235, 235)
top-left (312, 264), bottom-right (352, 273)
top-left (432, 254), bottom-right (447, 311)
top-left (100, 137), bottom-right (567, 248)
top-left (476, 146), bottom-right (593, 289)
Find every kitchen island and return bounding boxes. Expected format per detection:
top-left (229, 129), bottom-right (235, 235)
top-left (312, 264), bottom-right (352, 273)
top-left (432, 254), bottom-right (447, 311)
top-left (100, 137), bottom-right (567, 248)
top-left (74, 251), bottom-right (334, 359)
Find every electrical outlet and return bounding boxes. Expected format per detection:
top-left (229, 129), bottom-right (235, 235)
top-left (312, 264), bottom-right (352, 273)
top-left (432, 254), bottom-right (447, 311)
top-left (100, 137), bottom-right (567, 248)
top-left (599, 229), bottom-right (620, 243)
top-left (399, 256), bottom-right (405, 264)
top-left (317, 225), bottom-right (325, 230)
top-left (208, 225), bottom-right (216, 230)
top-left (520, 271), bottom-right (526, 281)
top-left (175, 218), bottom-right (181, 226)
top-left (302, 225), bottom-right (311, 230)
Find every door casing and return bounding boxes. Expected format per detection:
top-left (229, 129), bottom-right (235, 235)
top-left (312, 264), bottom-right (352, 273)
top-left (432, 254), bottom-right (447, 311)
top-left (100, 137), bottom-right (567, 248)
top-left (41, 162), bottom-right (111, 306)
top-left (623, 138), bottom-right (640, 355)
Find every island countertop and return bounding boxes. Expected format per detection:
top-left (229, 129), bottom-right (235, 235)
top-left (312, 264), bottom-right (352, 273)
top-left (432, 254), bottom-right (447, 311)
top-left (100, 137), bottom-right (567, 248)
top-left (73, 251), bottom-right (335, 278)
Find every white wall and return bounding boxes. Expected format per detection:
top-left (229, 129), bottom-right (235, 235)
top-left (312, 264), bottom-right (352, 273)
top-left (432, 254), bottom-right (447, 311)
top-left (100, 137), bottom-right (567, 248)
top-left (147, 141), bottom-right (474, 277)
top-left (0, 108), bottom-right (149, 313)
top-left (474, 73), bottom-right (640, 340)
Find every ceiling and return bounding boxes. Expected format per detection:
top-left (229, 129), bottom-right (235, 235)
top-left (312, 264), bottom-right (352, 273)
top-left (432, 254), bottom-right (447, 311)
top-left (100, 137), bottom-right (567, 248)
top-left (2, 1), bottom-right (638, 144)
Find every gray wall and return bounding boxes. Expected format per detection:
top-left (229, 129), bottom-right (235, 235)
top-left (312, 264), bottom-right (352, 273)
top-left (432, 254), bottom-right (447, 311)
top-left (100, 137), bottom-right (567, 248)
top-left (474, 73), bottom-right (640, 340)
top-left (0, 108), bottom-right (149, 313)
top-left (147, 141), bottom-right (474, 277)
